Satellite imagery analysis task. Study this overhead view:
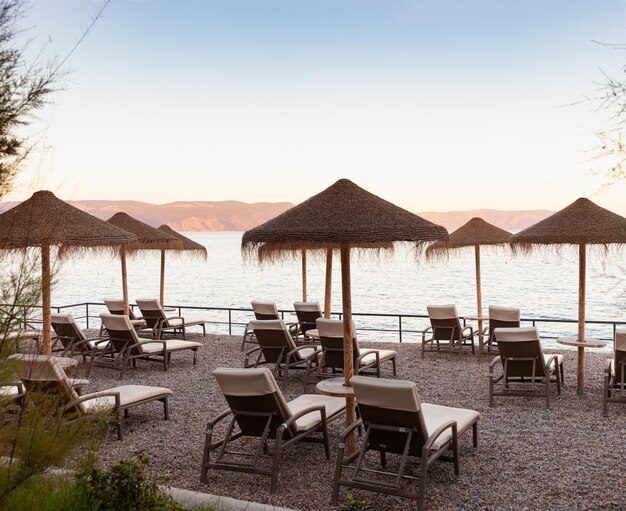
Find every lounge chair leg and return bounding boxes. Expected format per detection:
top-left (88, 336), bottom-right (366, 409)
top-left (452, 425), bottom-right (459, 475)
top-left (163, 396), bottom-right (170, 420)
top-left (270, 433), bottom-right (283, 494)
top-left (331, 443), bottom-right (345, 506)
top-left (603, 375), bottom-right (610, 418)
top-left (124, 408), bottom-right (130, 418)
top-left (545, 377), bottom-right (551, 409)
top-left (392, 357), bottom-right (397, 376)
top-left (472, 422), bottom-right (478, 449)
top-left (193, 348), bottom-right (198, 365)
top-left (116, 412), bottom-right (123, 441)
top-left (418, 453), bottom-right (428, 511)
top-left (560, 362), bottom-right (565, 384)
top-left (379, 450), bottom-right (387, 468)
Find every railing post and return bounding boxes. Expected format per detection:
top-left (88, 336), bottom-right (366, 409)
top-left (86, 303), bottom-right (89, 329)
top-left (228, 309), bottom-right (232, 335)
top-left (399, 315), bottom-right (403, 343)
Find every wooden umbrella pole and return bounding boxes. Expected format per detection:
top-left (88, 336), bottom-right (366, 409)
top-left (301, 249), bottom-right (307, 302)
top-left (324, 248), bottom-right (332, 319)
top-left (340, 246), bottom-right (356, 453)
top-left (121, 245), bottom-right (129, 315)
top-left (41, 244), bottom-right (52, 355)
top-left (474, 245), bottom-right (483, 348)
top-left (577, 243), bottom-right (586, 395)
top-left (160, 250), bottom-right (166, 305)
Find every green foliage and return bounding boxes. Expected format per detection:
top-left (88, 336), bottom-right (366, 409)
top-left (339, 493), bottom-right (371, 511)
top-left (74, 453), bottom-right (184, 511)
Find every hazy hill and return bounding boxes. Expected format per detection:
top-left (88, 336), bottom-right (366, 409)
top-left (0, 199), bottom-right (553, 232)
top-left (0, 199), bottom-right (294, 232)
top-left (417, 209), bottom-right (553, 232)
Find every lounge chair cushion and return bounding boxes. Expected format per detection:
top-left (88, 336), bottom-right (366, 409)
top-left (298, 347), bottom-right (318, 360)
top-left (140, 339), bottom-right (202, 354)
top-left (421, 403), bottom-right (480, 451)
top-left (359, 349), bottom-right (397, 367)
top-left (0, 385), bottom-right (20, 398)
top-left (164, 318), bottom-right (205, 328)
top-left (81, 384), bottom-right (172, 413)
top-left (287, 394), bottom-right (346, 432)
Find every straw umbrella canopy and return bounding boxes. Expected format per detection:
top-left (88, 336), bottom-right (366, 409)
top-left (157, 225), bottom-right (207, 304)
top-left (106, 213), bottom-right (183, 314)
top-left (242, 178), bottom-right (448, 447)
top-left (510, 197), bottom-right (626, 394)
top-left (0, 190), bottom-right (137, 354)
top-left (426, 217), bottom-right (512, 335)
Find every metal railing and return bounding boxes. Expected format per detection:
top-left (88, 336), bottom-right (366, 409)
top-left (2, 301), bottom-right (625, 348)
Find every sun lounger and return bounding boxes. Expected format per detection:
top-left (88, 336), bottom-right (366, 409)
top-left (10, 353), bottom-right (172, 440)
top-left (51, 314), bottom-right (111, 373)
top-left (243, 319), bottom-right (319, 391)
top-left (135, 299), bottom-right (206, 340)
top-left (201, 367), bottom-right (346, 493)
top-left (489, 327), bottom-right (564, 408)
top-left (603, 329), bottom-right (626, 417)
top-left (316, 318), bottom-right (397, 378)
top-left (422, 305), bottom-right (476, 357)
top-left (100, 313), bottom-right (202, 378)
top-left (102, 299), bottom-right (149, 333)
top-left (481, 305), bottom-right (521, 352)
top-left (332, 376), bottom-right (479, 509)
top-left (293, 301), bottom-right (323, 341)
top-left (240, 300), bottom-right (298, 351)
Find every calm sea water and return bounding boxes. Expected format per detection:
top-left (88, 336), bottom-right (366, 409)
top-left (42, 232), bottom-right (626, 347)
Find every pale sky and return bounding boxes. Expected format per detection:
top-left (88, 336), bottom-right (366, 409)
top-left (9, 0), bottom-right (626, 214)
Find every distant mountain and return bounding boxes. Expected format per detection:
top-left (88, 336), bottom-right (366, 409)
top-left (0, 198), bottom-right (552, 232)
top-left (417, 209), bottom-right (554, 232)
top-left (0, 199), bottom-right (294, 232)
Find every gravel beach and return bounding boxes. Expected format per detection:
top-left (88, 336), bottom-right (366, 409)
top-left (81, 332), bottom-right (625, 511)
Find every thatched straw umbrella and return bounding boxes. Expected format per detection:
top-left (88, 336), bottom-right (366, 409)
top-left (242, 178), bottom-right (448, 448)
top-left (106, 213), bottom-right (183, 314)
top-left (157, 225), bottom-right (207, 304)
top-left (426, 217), bottom-right (512, 337)
top-left (511, 197), bottom-right (626, 394)
top-left (0, 191), bottom-right (137, 354)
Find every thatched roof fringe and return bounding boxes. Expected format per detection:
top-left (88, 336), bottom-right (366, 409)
top-left (157, 225), bottom-right (207, 259)
top-left (107, 212), bottom-right (183, 251)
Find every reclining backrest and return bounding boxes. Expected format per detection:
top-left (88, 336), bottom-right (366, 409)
top-left (104, 299), bottom-right (139, 320)
top-left (316, 318), bottom-right (359, 370)
top-left (135, 299), bottom-right (166, 328)
top-left (51, 314), bottom-right (86, 348)
top-left (351, 375), bottom-right (427, 455)
top-left (251, 301), bottom-right (279, 320)
top-left (100, 313), bottom-right (140, 353)
top-left (614, 329), bottom-right (626, 385)
top-left (488, 306), bottom-right (521, 337)
top-left (10, 353), bottom-right (84, 413)
top-left (293, 302), bottom-right (322, 334)
top-left (495, 327), bottom-right (546, 378)
top-left (427, 305), bottom-right (463, 341)
top-left (213, 367), bottom-right (296, 438)
top-left (250, 319), bottom-right (302, 362)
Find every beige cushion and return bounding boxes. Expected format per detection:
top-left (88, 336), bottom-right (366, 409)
top-left (251, 300), bottom-right (279, 317)
top-left (0, 386), bottom-right (20, 398)
top-left (488, 305), bottom-right (521, 322)
top-left (140, 339), bottom-right (201, 354)
top-left (287, 394), bottom-right (346, 432)
top-left (164, 318), bottom-right (205, 328)
top-left (351, 376), bottom-right (420, 413)
top-left (427, 304), bottom-right (458, 320)
top-left (298, 347), bottom-right (318, 360)
top-left (81, 384), bottom-right (172, 413)
top-left (421, 403), bottom-right (480, 450)
top-left (359, 349), bottom-right (397, 367)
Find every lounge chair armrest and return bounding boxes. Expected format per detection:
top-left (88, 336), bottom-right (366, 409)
top-left (84, 335), bottom-right (109, 343)
top-left (338, 418), bottom-right (363, 440)
top-left (421, 326), bottom-right (433, 340)
top-left (93, 338), bottom-right (111, 347)
top-left (489, 356), bottom-right (501, 371)
top-left (290, 344), bottom-right (320, 357)
top-left (356, 350), bottom-right (378, 368)
top-left (206, 409), bottom-right (232, 432)
top-left (66, 391), bottom-right (121, 413)
top-left (165, 316), bottom-right (184, 324)
top-left (544, 354), bottom-right (558, 369)
top-left (423, 420), bottom-right (457, 452)
top-left (462, 326), bottom-right (474, 337)
top-left (279, 404), bottom-right (326, 430)
top-left (480, 326), bottom-right (489, 336)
